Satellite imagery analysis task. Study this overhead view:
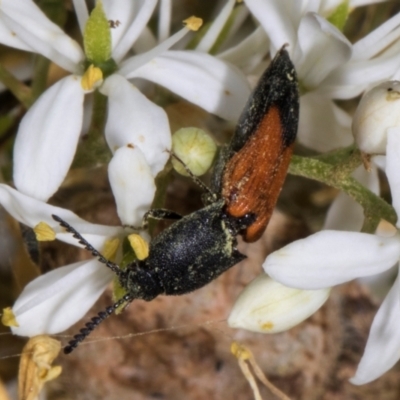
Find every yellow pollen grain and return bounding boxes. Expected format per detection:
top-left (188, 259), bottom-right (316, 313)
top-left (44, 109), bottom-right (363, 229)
top-left (128, 234), bottom-right (149, 260)
top-left (183, 16), bottom-right (203, 31)
top-left (81, 64), bottom-right (103, 90)
top-left (103, 238), bottom-right (120, 260)
top-left (34, 222), bottom-right (56, 241)
top-left (261, 321), bottom-right (274, 331)
top-left (2, 307), bottom-right (19, 327)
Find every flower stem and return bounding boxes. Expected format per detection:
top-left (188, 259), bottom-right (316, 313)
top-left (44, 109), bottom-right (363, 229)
top-left (31, 56), bottom-right (51, 101)
top-left (73, 91), bottom-right (111, 168)
top-left (0, 65), bottom-right (32, 108)
top-left (289, 153), bottom-right (397, 232)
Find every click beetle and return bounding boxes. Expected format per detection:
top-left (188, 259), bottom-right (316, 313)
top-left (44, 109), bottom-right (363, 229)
top-left (54, 46), bottom-right (299, 354)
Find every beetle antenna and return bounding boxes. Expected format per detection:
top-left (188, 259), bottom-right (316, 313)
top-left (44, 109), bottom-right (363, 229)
top-left (64, 294), bottom-right (133, 354)
top-left (52, 215), bottom-right (122, 276)
top-left (170, 151), bottom-right (215, 197)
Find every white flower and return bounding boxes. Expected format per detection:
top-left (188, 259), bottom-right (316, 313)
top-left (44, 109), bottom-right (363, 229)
top-left (0, 144), bottom-right (151, 336)
top-left (244, 0), bottom-right (400, 152)
top-left (353, 81), bottom-right (400, 155)
top-left (228, 274), bottom-right (330, 333)
top-left (263, 130), bottom-right (400, 384)
top-left (1, 0), bottom-right (250, 201)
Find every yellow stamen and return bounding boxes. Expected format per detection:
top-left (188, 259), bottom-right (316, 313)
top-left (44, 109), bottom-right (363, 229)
top-left (128, 234), bottom-right (149, 260)
top-left (231, 341), bottom-right (251, 361)
top-left (103, 238), bottom-right (120, 260)
top-left (34, 222), bottom-right (56, 241)
top-left (231, 341), bottom-right (292, 400)
top-left (19, 336), bottom-right (62, 400)
top-left (183, 16), bottom-right (203, 31)
top-left (81, 64), bottom-right (103, 90)
top-left (1, 307), bottom-right (19, 327)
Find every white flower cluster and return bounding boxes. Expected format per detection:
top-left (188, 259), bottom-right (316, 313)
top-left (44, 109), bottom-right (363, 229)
top-left (1, 0), bottom-right (400, 388)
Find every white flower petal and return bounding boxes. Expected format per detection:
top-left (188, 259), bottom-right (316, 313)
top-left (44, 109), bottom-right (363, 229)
top-left (264, 231), bottom-right (400, 289)
top-left (352, 82), bottom-right (400, 154)
top-left (119, 27), bottom-right (191, 73)
top-left (296, 13), bottom-right (352, 89)
top-left (125, 50), bottom-right (251, 121)
top-left (196, 0), bottom-right (236, 53)
top-left (352, 11), bottom-right (400, 60)
top-left (323, 165), bottom-right (380, 231)
top-left (228, 273), bottom-right (330, 333)
top-left (350, 270), bottom-right (400, 385)
top-left (298, 93), bottom-right (353, 152)
top-left (72, 0), bottom-right (89, 34)
top-left (0, 184), bottom-right (121, 245)
top-left (12, 259), bottom-right (112, 336)
top-left (0, 19), bottom-right (31, 51)
top-left (244, 0), bottom-right (297, 53)
top-left (101, 74), bottom-right (171, 177)
top-left (13, 75), bottom-right (85, 201)
top-left (131, 25), bottom-right (157, 54)
top-left (386, 128), bottom-right (400, 221)
top-left (0, 184), bottom-right (82, 227)
top-left (218, 26), bottom-right (269, 73)
top-left (0, 0), bottom-right (84, 72)
top-left (107, 0), bottom-right (158, 62)
top-left (324, 193), bottom-right (364, 232)
top-left (321, 56), bottom-right (400, 99)
top-left (108, 146), bottom-right (156, 226)
top-left (158, 0), bottom-right (171, 43)
top-left (350, 0), bottom-right (388, 5)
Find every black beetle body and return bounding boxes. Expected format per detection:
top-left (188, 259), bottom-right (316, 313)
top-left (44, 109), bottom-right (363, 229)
top-left (126, 200), bottom-right (250, 300)
top-left (56, 47), bottom-right (299, 354)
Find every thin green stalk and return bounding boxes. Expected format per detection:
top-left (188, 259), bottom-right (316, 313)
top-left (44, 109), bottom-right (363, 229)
top-left (31, 56), bottom-right (51, 101)
top-left (73, 91), bottom-right (111, 168)
top-left (0, 65), bottom-right (32, 108)
top-left (289, 155), bottom-right (397, 232)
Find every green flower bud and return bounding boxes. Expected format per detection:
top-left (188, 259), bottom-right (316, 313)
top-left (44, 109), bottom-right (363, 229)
top-left (84, 1), bottom-right (111, 64)
top-left (172, 127), bottom-right (217, 176)
top-left (327, 1), bottom-right (349, 31)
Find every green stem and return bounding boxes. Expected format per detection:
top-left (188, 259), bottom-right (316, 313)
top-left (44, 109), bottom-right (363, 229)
top-left (31, 56), bottom-right (51, 101)
top-left (30, 0), bottom-right (67, 100)
top-left (73, 91), bottom-right (111, 168)
top-left (289, 155), bottom-right (397, 231)
top-left (0, 65), bottom-right (32, 108)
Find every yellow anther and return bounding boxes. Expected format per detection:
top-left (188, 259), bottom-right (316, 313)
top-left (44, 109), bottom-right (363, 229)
top-left (183, 16), bottom-right (203, 31)
top-left (103, 238), bottom-right (120, 260)
top-left (81, 64), bottom-right (103, 90)
top-left (231, 341), bottom-right (292, 400)
top-left (128, 234), bottom-right (149, 260)
top-left (1, 307), bottom-right (19, 327)
top-left (231, 341), bottom-right (251, 361)
top-left (19, 335), bottom-right (62, 400)
top-left (34, 222), bottom-right (56, 241)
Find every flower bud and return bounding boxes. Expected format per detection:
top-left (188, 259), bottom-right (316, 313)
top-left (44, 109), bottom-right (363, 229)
top-left (353, 81), bottom-right (400, 154)
top-left (172, 127), bottom-right (217, 176)
top-left (84, 1), bottom-right (111, 64)
top-left (228, 274), bottom-right (330, 333)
